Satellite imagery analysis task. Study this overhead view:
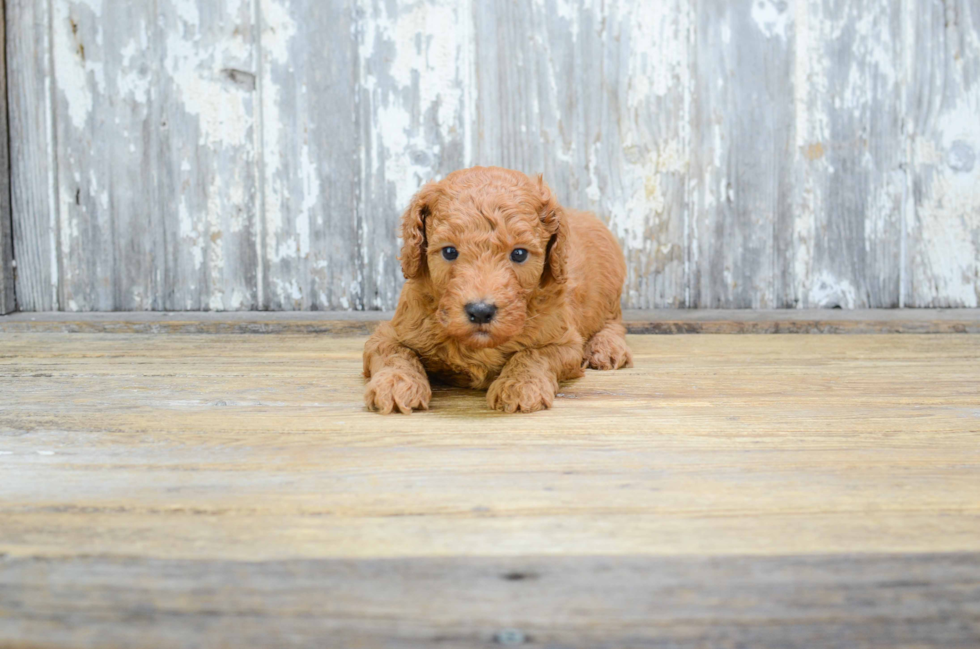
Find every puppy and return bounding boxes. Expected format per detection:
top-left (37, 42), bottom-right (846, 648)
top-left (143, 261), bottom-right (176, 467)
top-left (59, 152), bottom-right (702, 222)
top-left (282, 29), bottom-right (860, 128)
top-left (364, 166), bottom-right (632, 414)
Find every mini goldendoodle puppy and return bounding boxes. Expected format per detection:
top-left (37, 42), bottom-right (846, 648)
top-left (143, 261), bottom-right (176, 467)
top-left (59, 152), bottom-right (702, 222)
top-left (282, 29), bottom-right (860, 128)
top-left (364, 166), bottom-right (632, 414)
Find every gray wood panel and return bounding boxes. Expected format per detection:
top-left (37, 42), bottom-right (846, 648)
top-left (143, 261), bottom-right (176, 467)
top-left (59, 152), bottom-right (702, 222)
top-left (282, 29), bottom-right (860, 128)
top-left (0, 0), bottom-right (13, 315)
top-left (785, 0), bottom-right (905, 308)
top-left (690, 0), bottom-right (794, 308)
top-left (52, 0), bottom-right (261, 311)
top-left (6, 1), bottom-right (980, 311)
top-left (356, 0), bottom-right (473, 310)
top-left (51, 0), bottom-right (149, 310)
top-left (152, 0), bottom-right (262, 311)
top-left (7, 0), bottom-right (59, 311)
top-left (2, 553), bottom-right (979, 648)
top-left (473, 0), bottom-right (692, 308)
top-left (907, 0), bottom-right (980, 307)
top-left (258, 0), bottom-right (360, 311)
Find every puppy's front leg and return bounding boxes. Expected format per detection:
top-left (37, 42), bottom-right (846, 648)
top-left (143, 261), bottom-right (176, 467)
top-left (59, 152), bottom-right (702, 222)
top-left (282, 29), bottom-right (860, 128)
top-left (487, 344), bottom-right (584, 413)
top-left (363, 324), bottom-right (432, 414)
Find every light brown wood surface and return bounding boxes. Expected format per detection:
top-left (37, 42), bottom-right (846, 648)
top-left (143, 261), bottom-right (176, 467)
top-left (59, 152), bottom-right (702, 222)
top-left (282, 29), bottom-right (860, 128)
top-left (1, 332), bottom-right (979, 647)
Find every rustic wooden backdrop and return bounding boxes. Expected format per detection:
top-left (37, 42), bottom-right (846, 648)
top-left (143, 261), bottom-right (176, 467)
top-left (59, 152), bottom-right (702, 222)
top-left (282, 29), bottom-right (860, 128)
top-left (5, 0), bottom-right (980, 313)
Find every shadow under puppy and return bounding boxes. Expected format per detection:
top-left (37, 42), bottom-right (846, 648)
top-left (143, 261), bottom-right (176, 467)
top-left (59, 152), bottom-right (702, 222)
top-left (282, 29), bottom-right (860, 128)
top-left (364, 166), bottom-right (632, 414)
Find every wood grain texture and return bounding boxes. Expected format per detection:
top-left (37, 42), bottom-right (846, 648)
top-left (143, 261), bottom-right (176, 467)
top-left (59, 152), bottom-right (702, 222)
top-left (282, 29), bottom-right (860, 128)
top-left (5, 1), bottom-right (980, 311)
top-left (472, 0), bottom-right (692, 308)
top-left (259, 0), bottom-right (360, 310)
top-left (356, 0), bottom-right (473, 309)
top-left (6, 0), bottom-right (59, 311)
top-left (0, 334), bottom-right (978, 560)
top-left (2, 554), bottom-right (978, 649)
top-left (1, 309), bottom-right (980, 335)
top-left (907, 0), bottom-right (980, 307)
top-left (0, 332), bottom-right (978, 647)
top-left (51, 0), bottom-right (148, 310)
top-left (690, 0), bottom-right (792, 308)
top-left (0, 0), bottom-right (14, 315)
top-left (155, 0), bottom-right (262, 311)
top-left (787, 0), bottom-right (904, 308)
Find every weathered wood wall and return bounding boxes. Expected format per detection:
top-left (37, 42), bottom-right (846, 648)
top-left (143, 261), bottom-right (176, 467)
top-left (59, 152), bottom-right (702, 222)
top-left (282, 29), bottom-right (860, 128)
top-left (5, 0), bottom-right (980, 312)
top-left (0, 0), bottom-right (14, 315)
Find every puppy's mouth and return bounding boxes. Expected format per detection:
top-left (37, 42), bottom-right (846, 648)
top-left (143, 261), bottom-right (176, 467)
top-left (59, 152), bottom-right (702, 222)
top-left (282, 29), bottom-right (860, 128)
top-left (464, 326), bottom-right (501, 349)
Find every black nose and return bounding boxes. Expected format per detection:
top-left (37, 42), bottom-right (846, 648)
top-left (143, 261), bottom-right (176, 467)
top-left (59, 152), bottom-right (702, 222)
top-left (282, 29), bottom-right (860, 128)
top-left (465, 302), bottom-right (497, 325)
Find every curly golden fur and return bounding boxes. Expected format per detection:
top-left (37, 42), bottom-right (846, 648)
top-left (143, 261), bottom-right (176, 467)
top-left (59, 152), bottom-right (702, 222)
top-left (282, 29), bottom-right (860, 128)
top-left (364, 166), bottom-right (632, 414)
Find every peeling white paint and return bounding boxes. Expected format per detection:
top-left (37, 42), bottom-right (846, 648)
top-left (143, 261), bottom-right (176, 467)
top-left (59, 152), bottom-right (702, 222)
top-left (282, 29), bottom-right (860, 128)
top-left (808, 271), bottom-right (858, 309)
top-left (359, 0), bottom-right (471, 211)
top-left (15, 0), bottom-right (980, 312)
top-left (206, 174), bottom-right (227, 310)
top-left (611, 139), bottom-right (687, 252)
top-left (751, 0), bottom-right (790, 41)
top-left (53, 1), bottom-right (106, 130)
top-left (260, 0), bottom-right (296, 65)
top-left (117, 32), bottom-right (152, 104)
top-left (173, 0), bottom-right (200, 28)
top-left (163, 0), bottom-right (253, 149)
top-left (607, 1), bottom-right (691, 263)
top-left (297, 144), bottom-right (318, 257)
top-left (586, 142), bottom-right (601, 203)
top-left (914, 91), bottom-right (980, 307)
top-left (627, 1), bottom-right (688, 105)
top-left (545, 0), bottom-right (581, 40)
top-left (179, 196), bottom-right (204, 272)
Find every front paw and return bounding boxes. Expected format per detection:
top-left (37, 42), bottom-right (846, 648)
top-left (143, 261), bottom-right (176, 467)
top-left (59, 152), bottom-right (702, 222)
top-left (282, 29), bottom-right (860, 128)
top-left (365, 368), bottom-right (431, 414)
top-left (487, 373), bottom-right (558, 413)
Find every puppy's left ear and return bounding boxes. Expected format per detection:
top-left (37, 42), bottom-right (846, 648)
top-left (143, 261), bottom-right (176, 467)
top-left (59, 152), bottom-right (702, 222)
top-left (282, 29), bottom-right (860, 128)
top-left (538, 176), bottom-right (569, 286)
top-left (399, 181), bottom-right (442, 280)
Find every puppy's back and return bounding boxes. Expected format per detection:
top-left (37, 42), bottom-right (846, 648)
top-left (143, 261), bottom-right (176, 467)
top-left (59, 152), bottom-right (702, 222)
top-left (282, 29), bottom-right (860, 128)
top-left (564, 209), bottom-right (627, 335)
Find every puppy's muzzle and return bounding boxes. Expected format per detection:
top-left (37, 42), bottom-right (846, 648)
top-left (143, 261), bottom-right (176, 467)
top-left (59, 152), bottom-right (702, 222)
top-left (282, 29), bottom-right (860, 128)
top-left (465, 302), bottom-right (497, 325)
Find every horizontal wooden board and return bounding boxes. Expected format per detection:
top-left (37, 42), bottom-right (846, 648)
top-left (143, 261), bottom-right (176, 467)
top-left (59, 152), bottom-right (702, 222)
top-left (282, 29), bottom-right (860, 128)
top-left (1, 333), bottom-right (978, 560)
top-left (2, 553), bottom-right (978, 649)
top-left (1, 332), bottom-right (978, 646)
top-left (0, 310), bottom-right (978, 335)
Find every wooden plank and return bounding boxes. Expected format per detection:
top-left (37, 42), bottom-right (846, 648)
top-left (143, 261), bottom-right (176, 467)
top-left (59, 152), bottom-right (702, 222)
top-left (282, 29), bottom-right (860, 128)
top-left (0, 334), bottom-right (978, 560)
top-left (786, 0), bottom-right (905, 308)
top-left (2, 553), bottom-right (978, 648)
top-left (0, 333), bottom-right (979, 645)
top-left (1, 309), bottom-right (980, 335)
top-left (155, 0), bottom-right (262, 311)
top-left (355, 0), bottom-right (475, 310)
top-left (49, 0), bottom-right (151, 310)
top-left (61, 0), bottom-right (259, 311)
top-left (257, 0), bottom-right (360, 310)
top-left (906, 0), bottom-right (980, 307)
top-left (472, 1), bottom-right (692, 308)
top-left (0, 0), bottom-right (14, 314)
top-left (689, 0), bottom-right (794, 308)
top-left (6, 0), bottom-right (58, 311)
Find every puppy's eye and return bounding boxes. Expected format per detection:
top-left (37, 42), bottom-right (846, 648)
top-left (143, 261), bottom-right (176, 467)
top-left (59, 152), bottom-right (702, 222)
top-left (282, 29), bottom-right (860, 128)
top-left (510, 248), bottom-right (529, 263)
top-left (441, 246), bottom-right (459, 261)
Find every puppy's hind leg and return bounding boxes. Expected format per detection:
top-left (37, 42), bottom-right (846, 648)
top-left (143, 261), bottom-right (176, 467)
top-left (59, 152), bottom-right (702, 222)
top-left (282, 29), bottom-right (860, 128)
top-left (584, 321), bottom-right (633, 371)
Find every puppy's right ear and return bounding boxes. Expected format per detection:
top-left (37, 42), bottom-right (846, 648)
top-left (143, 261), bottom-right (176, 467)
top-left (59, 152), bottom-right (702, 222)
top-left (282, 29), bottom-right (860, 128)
top-left (399, 182), bottom-right (441, 280)
top-left (537, 176), bottom-right (569, 287)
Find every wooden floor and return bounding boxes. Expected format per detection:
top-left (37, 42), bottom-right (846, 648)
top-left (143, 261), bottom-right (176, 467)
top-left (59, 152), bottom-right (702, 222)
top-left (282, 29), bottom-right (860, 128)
top-left (1, 330), bottom-right (979, 648)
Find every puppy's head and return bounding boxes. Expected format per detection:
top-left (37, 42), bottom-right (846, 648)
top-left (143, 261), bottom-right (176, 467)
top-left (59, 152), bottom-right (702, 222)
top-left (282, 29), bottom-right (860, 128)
top-left (399, 167), bottom-right (568, 349)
